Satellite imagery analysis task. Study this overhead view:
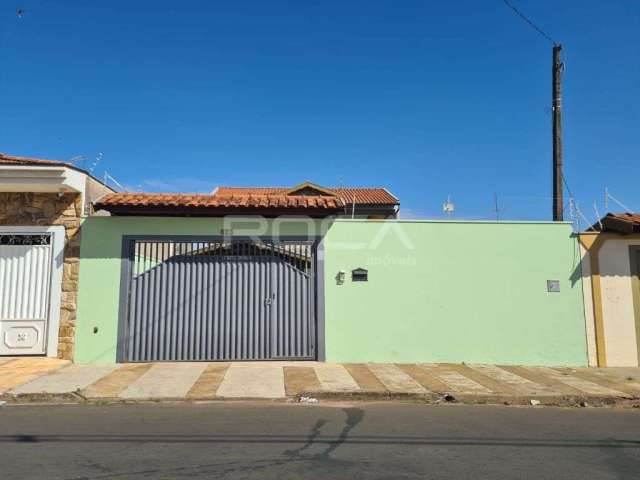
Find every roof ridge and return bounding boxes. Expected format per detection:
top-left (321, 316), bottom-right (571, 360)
top-left (217, 186), bottom-right (288, 189)
top-left (95, 191), bottom-right (346, 212)
top-left (211, 185), bottom-right (398, 205)
top-left (218, 185), bottom-right (389, 189)
top-left (105, 192), bottom-right (212, 196)
top-left (1, 152), bottom-right (71, 165)
top-left (104, 191), bottom-right (347, 197)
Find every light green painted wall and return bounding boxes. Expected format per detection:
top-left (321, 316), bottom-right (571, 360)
top-left (76, 216), bottom-right (587, 366)
top-left (75, 216), bottom-right (329, 363)
top-left (323, 220), bottom-right (587, 366)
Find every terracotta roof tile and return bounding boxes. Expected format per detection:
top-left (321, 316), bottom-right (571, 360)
top-left (611, 212), bottom-right (640, 224)
top-left (94, 182), bottom-right (397, 215)
top-left (591, 212), bottom-right (640, 233)
top-left (95, 193), bottom-right (345, 211)
top-left (214, 186), bottom-right (398, 205)
top-left (0, 152), bottom-right (75, 168)
top-left (332, 187), bottom-right (398, 205)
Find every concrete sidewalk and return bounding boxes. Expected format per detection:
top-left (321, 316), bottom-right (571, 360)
top-left (1, 357), bottom-right (640, 407)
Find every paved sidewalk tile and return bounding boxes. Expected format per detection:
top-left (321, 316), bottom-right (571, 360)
top-left (217, 365), bottom-right (285, 398)
top-left (2, 360), bottom-right (638, 402)
top-left (396, 364), bottom-right (450, 392)
top-left (120, 363), bottom-right (208, 399)
top-left (187, 363), bottom-right (230, 398)
top-left (596, 367), bottom-right (640, 383)
top-left (425, 365), bottom-right (492, 394)
top-left (566, 368), bottom-right (640, 397)
top-left (315, 364), bottom-right (361, 391)
top-left (0, 358), bottom-right (69, 393)
top-left (539, 367), bottom-right (628, 397)
top-left (468, 364), bottom-right (552, 396)
top-left (443, 364), bottom-right (513, 394)
top-left (83, 364), bottom-right (152, 398)
top-left (368, 364), bottom-right (427, 393)
top-left (499, 366), bottom-right (582, 395)
top-left (283, 366), bottom-right (321, 396)
top-left (11, 364), bottom-right (119, 395)
top-left (343, 364), bottom-right (387, 391)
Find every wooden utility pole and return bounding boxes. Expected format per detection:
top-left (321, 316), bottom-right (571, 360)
top-left (552, 44), bottom-right (564, 221)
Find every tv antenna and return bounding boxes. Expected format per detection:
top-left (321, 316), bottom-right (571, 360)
top-left (103, 171), bottom-right (126, 192)
top-left (68, 155), bottom-right (88, 168)
top-left (89, 152), bottom-right (103, 173)
top-left (442, 195), bottom-right (455, 218)
top-left (493, 192), bottom-right (505, 221)
top-left (604, 187), bottom-right (632, 213)
top-left (593, 202), bottom-right (603, 231)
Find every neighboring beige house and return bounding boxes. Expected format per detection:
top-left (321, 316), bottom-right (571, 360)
top-left (0, 153), bottom-right (114, 359)
top-left (579, 213), bottom-right (640, 367)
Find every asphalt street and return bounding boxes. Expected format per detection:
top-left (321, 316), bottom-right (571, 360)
top-left (0, 402), bottom-right (639, 479)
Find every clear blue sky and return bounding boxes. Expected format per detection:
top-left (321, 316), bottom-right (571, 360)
top-left (1, 1), bottom-right (638, 221)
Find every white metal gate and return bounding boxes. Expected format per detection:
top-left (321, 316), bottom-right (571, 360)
top-left (0, 233), bottom-right (53, 355)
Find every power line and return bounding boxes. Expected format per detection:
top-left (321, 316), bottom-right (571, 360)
top-left (502, 0), bottom-right (557, 46)
top-left (560, 172), bottom-right (575, 201)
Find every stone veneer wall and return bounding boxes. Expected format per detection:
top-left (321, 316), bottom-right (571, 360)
top-left (0, 192), bottom-right (82, 359)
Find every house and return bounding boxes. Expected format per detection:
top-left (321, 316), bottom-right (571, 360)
top-left (0, 153), bottom-right (114, 359)
top-left (85, 181), bottom-right (399, 363)
top-left (579, 213), bottom-right (640, 367)
top-left (93, 182), bottom-right (400, 218)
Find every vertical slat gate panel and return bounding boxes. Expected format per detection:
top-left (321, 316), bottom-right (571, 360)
top-left (239, 243), bottom-right (245, 359)
top-left (243, 244), bottom-right (249, 359)
top-left (193, 248), bottom-right (202, 360)
top-left (131, 250), bottom-right (141, 361)
top-left (159, 242), bottom-right (168, 360)
top-left (184, 245), bottom-right (192, 360)
top-left (269, 241), bottom-right (315, 359)
top-left (149, 243), bottom-right (158, 361)
top-left (0, 237), bottom-right (53, 356)
top-left (176, 247), bottom-right (183, 361)
top-left (138, 243), bottom-right (148, 361)
top-left (0, 244), bottom-right (51, 320)
top-left (127, 270), bottom-right (137, 360)
top-left (225, 247), bottom-right (232, 360)
top-left (203, 244), bottom-right (211, 360)
top-left (251, 244), bottom-right (258, 359)
top-left (230, 252), bottom-right (237, 359)
top-left (167, 247), bottom-right (177, 361)
top-left (124, 238), bottom-right (316, 362)
top-left (215, 247), bottom-right (222, 359)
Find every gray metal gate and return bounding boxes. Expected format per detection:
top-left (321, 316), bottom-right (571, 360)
top-left (120, 238), bottom-right (317, 362)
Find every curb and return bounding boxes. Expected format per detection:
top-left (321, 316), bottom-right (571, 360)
top-left (2, 390), bottom-right (640, 408)
top-left (300, 390), bottom-right (640, 408)
top-left (0, 392), bottom-right (295, 405)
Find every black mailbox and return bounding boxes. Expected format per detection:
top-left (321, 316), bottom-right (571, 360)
top-left (352, 268), bottom-right (368, 282)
